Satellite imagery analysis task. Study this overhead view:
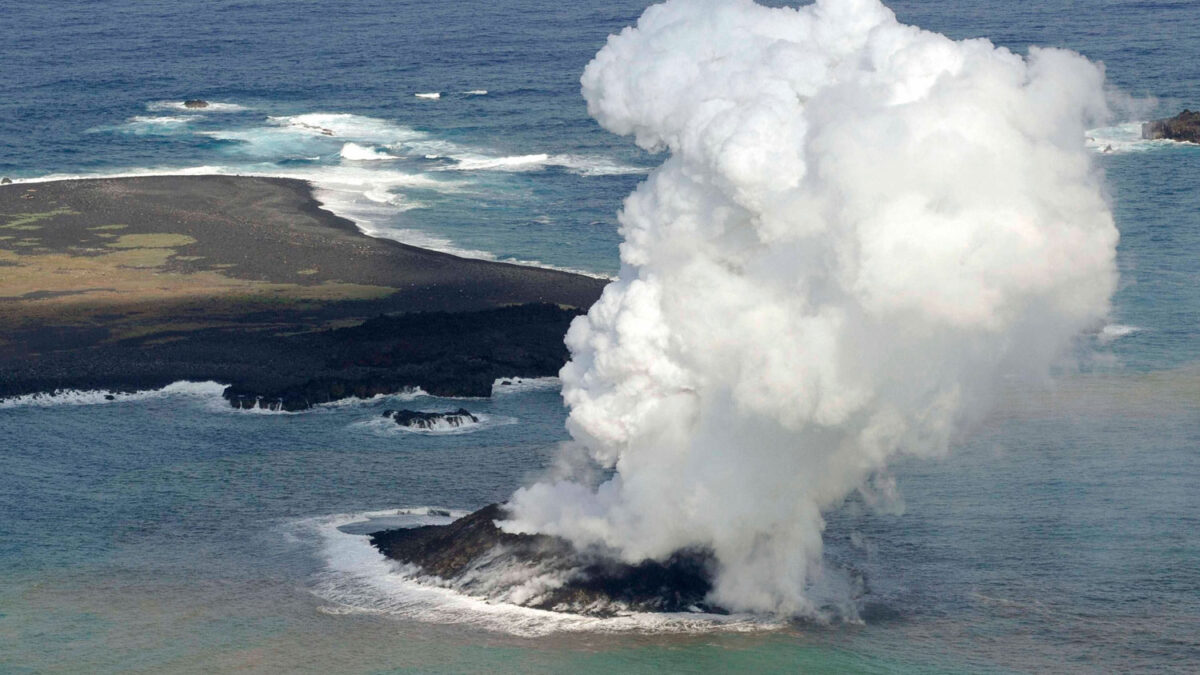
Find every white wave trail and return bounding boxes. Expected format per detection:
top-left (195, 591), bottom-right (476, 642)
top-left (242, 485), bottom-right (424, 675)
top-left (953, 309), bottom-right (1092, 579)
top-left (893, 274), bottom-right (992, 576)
top-left (415, 92), bottom-right (442, 100)
top-left (463, 90), bottom-right (488, 96)
top-left (0, 381), bottom-right (227, 409)
top-left (446, 152), bottom-right (648, 176)
top-left (502, 0), bottom-right (1119, 617)
top-left (129, 115), bottom-right (198, 125)
top-left (451, 153), bottom-right (553, 171)
top-left (339, 142), bottom-right (397, 161)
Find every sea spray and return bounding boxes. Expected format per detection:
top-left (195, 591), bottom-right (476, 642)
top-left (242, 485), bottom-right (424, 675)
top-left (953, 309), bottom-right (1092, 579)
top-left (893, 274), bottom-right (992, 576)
top-left (502, 0), bottom-right (1119, 615)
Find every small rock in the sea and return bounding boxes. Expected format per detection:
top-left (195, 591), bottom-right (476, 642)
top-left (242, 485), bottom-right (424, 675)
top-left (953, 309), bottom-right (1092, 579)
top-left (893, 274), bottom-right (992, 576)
top-left (183, 99), bottom-right (209, 109)
top-left (0, 177), bottom-right (12, 185)
top-left (383, 408), bottom-right (478, 429)
top-left (104, 394), bottom-right (115, 401)
top-left (1142, 109), bottom-right (1200, 143)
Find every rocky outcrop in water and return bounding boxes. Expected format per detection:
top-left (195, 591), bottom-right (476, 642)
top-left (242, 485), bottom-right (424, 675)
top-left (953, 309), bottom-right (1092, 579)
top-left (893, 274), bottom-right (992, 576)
top-left (368, 503), bottom-right (722, 616)
top-left (1142, 110), bottom-right (1200, 143)
top-left (183, 99), bottom-right (209, 109)
top-left (384, 408), bottom-right (478, 429)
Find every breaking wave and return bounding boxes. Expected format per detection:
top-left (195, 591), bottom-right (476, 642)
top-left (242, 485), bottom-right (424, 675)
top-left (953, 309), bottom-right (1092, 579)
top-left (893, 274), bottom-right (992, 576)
top-left (0, 381), bottom-right (227, 409)
top-left (492, 376), bottom-right (562, 395)
top-left (340, 143), bottom-right (398, 161)
top-left (447, 153), bottom-right (647, 176)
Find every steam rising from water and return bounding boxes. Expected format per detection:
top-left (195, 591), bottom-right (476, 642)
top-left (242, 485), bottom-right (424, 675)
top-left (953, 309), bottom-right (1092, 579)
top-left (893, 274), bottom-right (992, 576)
top-left (503, 0), bottom-right (1118, 615)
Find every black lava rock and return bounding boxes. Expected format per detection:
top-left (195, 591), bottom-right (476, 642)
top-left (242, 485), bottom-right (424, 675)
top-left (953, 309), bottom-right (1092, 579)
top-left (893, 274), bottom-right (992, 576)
top-left (369, 503), bottom-right (723, 616)
top-left (383, 408), bottom-right (478, 429)
top-left (1142, 109), bottom-right (1200, 143)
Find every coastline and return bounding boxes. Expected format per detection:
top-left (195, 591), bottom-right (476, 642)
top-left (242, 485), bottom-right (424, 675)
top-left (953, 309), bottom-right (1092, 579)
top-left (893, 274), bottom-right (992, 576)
top-left (0, 175), bottom-right (605, 408)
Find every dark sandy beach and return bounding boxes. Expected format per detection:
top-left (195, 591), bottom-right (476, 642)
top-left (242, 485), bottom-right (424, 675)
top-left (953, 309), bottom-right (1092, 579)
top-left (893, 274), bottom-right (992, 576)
top-left (0, 175), bottom-right (605, 407)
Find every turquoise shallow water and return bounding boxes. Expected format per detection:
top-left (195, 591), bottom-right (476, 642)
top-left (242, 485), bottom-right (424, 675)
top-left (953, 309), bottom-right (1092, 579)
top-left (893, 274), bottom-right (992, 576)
top-left (1, 0), bottom-right (1199, 672)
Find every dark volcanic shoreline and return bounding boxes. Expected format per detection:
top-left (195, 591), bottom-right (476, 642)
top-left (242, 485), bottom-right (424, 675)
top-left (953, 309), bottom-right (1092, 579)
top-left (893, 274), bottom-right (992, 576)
top-left (0, 176), bottom-right (605, 407)
top-left (369, 504), bottom-right (721, 616)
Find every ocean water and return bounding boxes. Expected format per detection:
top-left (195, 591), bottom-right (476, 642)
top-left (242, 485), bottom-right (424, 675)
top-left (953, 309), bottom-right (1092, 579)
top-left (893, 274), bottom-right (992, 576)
top-left (1, 0), bottom-right (1198, 672)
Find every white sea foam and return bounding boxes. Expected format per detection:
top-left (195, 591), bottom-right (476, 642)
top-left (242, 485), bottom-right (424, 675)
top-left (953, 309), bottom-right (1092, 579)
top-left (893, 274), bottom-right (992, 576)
top-left (356, 413), bottom-right (518, 436)
top-left (97, 115), bottom-right (202, 136)
top-left (446, 152), bottom-right (648, 176)
top-left (130, 115), bottom-right (198, 125)
top-left (414, 92), bottom-right (442, 100)
top-left (339, 142), bottom-right (398, 161)
top-left (492, 376), bottom-right (562, 395)
top-left (463, 90), bottom-right (488, 96)
top-left (362, 187), bottom-right (425, 210)
top-left (34, 104), bottom-right (627, 277)
top-left (1085, 122), bottom-right (1176, 154)
top-left (297, 510), bottom-right (777, 637)
top-left (202, 114), bottom-right (435, 159)
top-left (1098, 323), bottom-right (1140, 343)
top-left (211, 387), bottom-right (437, 415)
top-left (147, 100), bottom-right (248, 113)
top-left (266, 113), bottom-right (428, 143)
top-left (451, 153), bottom-right (553, 171)
top-left (318, 388), bottom-right (431, 407)
top-left (0, 381), bottom-right (227, 409)
top-left (206, 400), bottom-right (308, 415)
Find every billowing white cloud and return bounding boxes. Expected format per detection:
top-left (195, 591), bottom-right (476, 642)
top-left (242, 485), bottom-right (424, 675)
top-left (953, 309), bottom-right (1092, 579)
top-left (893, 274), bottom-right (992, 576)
top-left (503, 0), bottom-right (1118, 616)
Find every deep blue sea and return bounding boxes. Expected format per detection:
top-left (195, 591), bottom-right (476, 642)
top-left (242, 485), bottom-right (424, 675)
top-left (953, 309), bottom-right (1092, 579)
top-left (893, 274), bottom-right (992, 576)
top-left (1, 1), bottom-right (1198, 672)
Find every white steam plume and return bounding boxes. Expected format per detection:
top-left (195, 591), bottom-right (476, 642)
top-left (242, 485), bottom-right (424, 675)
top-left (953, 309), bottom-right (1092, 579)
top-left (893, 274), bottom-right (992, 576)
top-left (502, 0), bottom-right (1118, 616)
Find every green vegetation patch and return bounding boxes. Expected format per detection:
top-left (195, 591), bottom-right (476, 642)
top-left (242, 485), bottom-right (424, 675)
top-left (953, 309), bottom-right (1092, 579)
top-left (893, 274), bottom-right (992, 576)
top-left (107, 233), bottom-right (197, 249)
top-left (108, 248), bottom-right (177, 268)
top-left (88, 224), bottom-right (128, 231)
top-left (0, 208), bottom-right (79, 229)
